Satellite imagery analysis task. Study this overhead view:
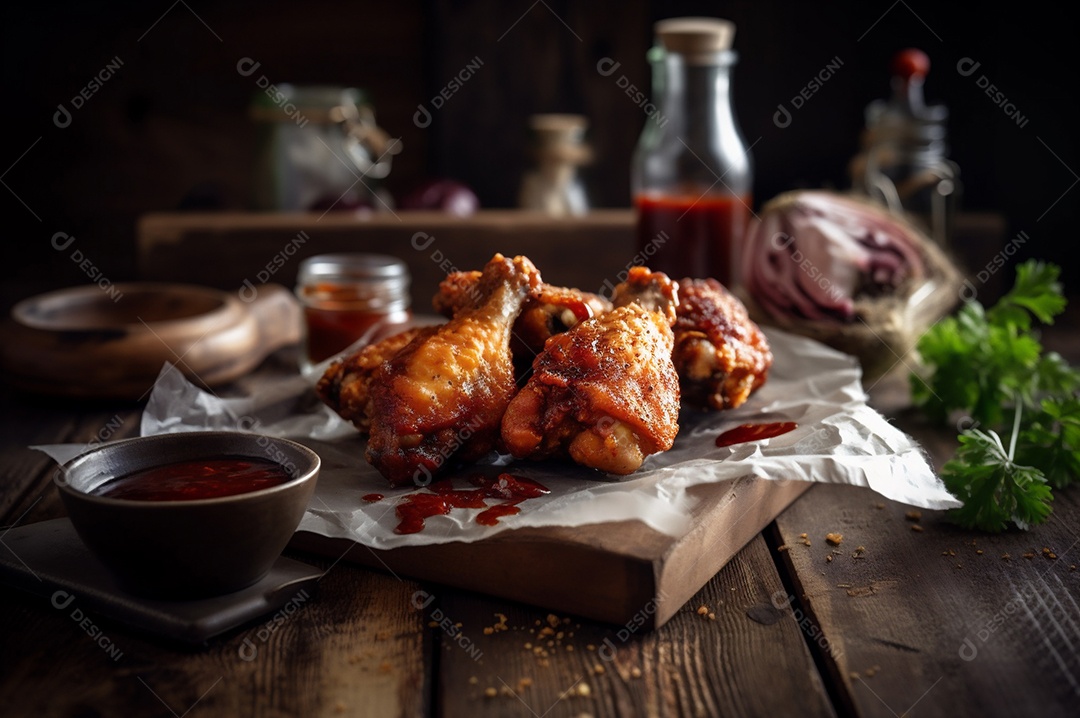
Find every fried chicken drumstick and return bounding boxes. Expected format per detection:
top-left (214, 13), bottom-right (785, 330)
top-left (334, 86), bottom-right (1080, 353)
top-left (501, 269), bottom-right (680, 475)
top-left (434, 271), bottom-right (612, 362)
top-left (365, 254), bottom-right (542, 486)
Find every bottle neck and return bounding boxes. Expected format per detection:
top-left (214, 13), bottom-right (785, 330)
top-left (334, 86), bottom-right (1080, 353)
top-left (657, 51), bottom-right (737, 141)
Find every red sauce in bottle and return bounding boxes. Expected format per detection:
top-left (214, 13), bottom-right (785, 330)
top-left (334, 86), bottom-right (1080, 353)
top-left (392, 473), bottom-right (550, 534)
top-left (634, 194), bottom-right (752, 286)
top-left (92, 456), bottom-right (292, 501)
top-left (715, 421), bottom-right (798, 448)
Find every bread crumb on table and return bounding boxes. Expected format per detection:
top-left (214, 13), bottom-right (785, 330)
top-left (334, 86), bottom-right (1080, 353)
top-left (825, 533), bottom-right (843, 546)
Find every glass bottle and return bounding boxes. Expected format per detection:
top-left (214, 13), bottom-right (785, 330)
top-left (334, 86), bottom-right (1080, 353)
top-left (631, 17), bottom-right (753, 288)
top-left (849, 49), bottom-right (960, 248)
top-left (294, 253), bottom-right (412, 373)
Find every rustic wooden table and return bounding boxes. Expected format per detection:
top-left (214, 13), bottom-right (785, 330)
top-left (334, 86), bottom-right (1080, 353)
top-left (1, 322), bottom-right (1078, 718)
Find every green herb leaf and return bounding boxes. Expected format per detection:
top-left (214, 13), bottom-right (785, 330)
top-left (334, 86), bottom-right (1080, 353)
top-left (910, 259), bottom-right (1077, 532)
top-left (942, 429), bottom-right (1053, 532)
top-left (1015, 396), bottom-right (1080, 490)
top-left (987, 260), bottom-right (1066, 328)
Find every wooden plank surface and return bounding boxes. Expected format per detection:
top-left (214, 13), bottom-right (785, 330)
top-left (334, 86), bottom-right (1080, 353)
top-left (773, 481), bottom-right (1080, 718)
top-left (433, 534), bottom-right (836, 718)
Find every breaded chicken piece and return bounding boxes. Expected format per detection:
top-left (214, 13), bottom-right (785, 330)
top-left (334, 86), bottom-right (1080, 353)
top-left (315, 327), bottom-right (433, 434)
top-left (366, 254), bottom-right (542, 487)
top-left (671, 278), bottom-right (772, 410)
top-left (502, 270), bottom-right (680, 475)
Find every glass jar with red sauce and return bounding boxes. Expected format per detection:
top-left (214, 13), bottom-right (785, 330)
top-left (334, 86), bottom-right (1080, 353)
top-left (295, 253), bottom-right (412, 370)
top-left (631, 17), bottom-right (753, 288)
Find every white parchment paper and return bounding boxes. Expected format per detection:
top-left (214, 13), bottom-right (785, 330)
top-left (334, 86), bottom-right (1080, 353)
top-left (34, 328), bottom-right (960, 549)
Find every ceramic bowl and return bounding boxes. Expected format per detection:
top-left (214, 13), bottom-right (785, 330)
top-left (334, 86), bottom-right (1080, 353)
top-left (55, 431), bottom-right (320, 599)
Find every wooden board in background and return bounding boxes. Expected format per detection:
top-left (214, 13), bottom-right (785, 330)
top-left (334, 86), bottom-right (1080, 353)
top-left (137, 210), bottom-right (638, 304)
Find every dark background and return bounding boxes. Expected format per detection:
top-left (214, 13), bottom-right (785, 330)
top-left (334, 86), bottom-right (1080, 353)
top-left (2, 0), bottom-right (1075, 297)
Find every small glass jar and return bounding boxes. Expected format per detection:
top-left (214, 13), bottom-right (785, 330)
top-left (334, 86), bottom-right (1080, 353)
top-left (631, 17), bottom-right (753, 288)
top-left (295, 254), bottom-right (412, 371)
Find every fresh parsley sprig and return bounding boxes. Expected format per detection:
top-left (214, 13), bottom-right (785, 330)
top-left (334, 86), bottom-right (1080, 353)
top-left (911, 260), bottom-right (1080, 531)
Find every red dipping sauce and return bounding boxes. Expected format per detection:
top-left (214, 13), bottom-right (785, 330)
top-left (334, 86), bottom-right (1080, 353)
top-left (716, 422), bottom-right (798, 448)
top-left (92, 456), bottom-right (292, 501)
top-left (634, 194), bottom-right (752, 286)
top-left (393, 473), bottom-right (550, 535)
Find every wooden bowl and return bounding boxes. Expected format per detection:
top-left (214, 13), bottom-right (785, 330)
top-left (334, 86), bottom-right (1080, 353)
top-left (1, 282), bottom-right (301, 400)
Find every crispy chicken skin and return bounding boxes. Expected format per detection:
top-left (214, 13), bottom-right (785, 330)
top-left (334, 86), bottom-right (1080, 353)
top-left (434, 271), bottom-right (612, 361)
top-left (315, 327), bottom-right (433, 434)
top-left (366, 254), bottom-right (542, 487)
top-left (611, 266), bottom-right (679, 325)
top-left (671, 278), bottom-right (772, 411)
top-left (502, 270), bottom-right (680, 475)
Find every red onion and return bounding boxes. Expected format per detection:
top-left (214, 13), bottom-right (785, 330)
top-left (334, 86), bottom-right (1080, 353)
top-left (399, 179), bottom-right (480, 216)
top-left (742, 191), bottom-right (927, 324)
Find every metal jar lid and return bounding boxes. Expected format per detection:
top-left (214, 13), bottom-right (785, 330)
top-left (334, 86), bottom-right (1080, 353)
top-left (296, 254), bottom-right (411, 311)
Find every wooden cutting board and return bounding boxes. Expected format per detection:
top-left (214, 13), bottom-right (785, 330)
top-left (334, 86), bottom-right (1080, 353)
top-left (288, 475), bottom-right (810, 631)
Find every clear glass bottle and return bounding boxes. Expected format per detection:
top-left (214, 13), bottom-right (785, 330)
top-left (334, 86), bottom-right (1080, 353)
top-left (631, 17), bottom-right (753, 288)
top-left (850, 49), bottom-right (960, 248)
top-left (294, 254), bottom-right (412, 373)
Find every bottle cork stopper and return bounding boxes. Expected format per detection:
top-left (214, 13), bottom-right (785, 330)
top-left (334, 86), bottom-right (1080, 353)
top-left (529, 113), bottom-right (588, 133)
top-left (655, 17), bottom-right (735, 60)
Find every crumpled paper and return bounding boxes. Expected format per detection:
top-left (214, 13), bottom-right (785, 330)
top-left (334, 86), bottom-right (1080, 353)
top-left (33, 328), bottom-right (960, 549)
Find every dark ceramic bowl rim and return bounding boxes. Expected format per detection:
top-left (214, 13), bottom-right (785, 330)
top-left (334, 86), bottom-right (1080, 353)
top-left (56, 431), bottom-right (321, 508)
